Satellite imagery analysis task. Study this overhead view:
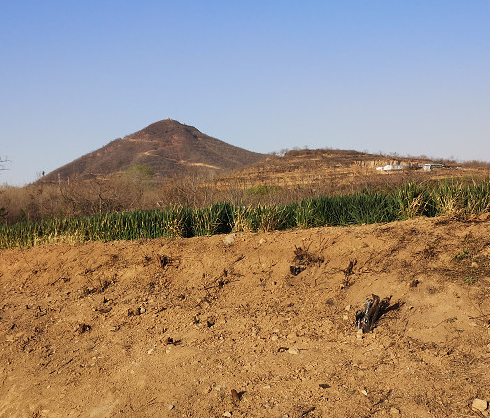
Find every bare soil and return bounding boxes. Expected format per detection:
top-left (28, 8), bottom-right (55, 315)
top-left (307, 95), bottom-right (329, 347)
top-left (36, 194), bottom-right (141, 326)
top-left (1, 217), bottom-right (490, 417)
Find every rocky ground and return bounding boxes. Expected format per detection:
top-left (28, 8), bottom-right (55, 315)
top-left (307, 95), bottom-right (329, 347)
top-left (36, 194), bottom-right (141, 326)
top-left (1, 216), bottom-right (490, 417)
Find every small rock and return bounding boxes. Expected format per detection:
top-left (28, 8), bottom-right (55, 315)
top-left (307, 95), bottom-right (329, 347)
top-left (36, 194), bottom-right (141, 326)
top-left (167, 404), bottom-right (175, 411)
top-left (472, 398), bottom-right (488, 412)
top-left (271, 335), bottom-right (278, 341)
top-left (390, 407), bottom-right (400, 415)
top-left (258, 238), bottom-right (266, 245)
top-left (345, 305), bottom-right (351, 311)
top-left (223, 234), bottom-right (235, 245)
top-left (471, 261), bottom-right (479, 268)
top-left (356, 329), bottom-right (363, 340)
top-left (360, 389), bottom-right (368, 396)
top-left (139, 307), bottom-right (146, 314)
top-left (288, 347), bottom-right (300, 355)
top-left (223, 412), bottom-right (232, 417)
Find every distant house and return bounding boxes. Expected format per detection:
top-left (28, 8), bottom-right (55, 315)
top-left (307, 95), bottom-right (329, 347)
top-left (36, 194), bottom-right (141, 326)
top-left (376, 164), bottom-right (410, 171)
top-left (421, 163), bottom-right (445, 171)
top-left (376, 163), bottom-right (446, 172)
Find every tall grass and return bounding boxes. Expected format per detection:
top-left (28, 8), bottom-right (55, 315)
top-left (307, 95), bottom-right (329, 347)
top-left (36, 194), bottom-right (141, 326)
top-left (1, 179), bottom-right (489, 249)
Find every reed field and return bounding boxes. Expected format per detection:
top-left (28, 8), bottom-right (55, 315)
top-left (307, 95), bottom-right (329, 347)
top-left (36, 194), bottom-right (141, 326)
top-left (1, 179), bottom-right (489, 249)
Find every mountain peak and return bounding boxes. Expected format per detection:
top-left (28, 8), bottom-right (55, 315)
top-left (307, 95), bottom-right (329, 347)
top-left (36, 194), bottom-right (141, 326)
top-left (41, 120), bottom-right (265, 182)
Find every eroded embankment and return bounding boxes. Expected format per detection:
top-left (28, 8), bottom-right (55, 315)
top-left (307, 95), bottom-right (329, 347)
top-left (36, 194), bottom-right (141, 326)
top-left (1, 217), bottom-right (490, 417)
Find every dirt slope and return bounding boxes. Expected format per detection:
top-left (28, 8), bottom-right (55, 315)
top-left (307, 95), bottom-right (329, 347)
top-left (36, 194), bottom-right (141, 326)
top-left (1, 217), bottom-right (490, 417)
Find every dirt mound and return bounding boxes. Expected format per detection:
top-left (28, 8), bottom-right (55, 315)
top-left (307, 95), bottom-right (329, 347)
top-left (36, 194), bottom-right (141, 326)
top-left (1, 217), bottom-right (490, 417)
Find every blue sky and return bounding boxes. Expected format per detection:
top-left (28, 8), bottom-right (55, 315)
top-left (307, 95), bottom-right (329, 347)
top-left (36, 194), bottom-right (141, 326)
top-left (1, 1), bottom-right (489, 186)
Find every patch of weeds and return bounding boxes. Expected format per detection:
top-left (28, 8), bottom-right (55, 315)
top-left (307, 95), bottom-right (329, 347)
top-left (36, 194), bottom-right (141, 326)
top-left (464, 276), bottom-right (476, 285)
top-left (342, 259), bottom-right (357, 287)
top-left (293, 246), bottom-right (324, 265)
top-left (454, 249), bottom-right (471, 261)
top-left (246, 184), bottom-right (280, 196)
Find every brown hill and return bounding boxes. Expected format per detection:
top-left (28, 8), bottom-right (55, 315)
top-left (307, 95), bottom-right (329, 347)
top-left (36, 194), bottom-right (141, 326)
top-left (42, 119), bottom-right (266, 182)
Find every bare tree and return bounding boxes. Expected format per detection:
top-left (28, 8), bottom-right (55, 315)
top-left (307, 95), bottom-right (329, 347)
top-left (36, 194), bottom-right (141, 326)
top-left (0, 157), bottom-right (9, 172)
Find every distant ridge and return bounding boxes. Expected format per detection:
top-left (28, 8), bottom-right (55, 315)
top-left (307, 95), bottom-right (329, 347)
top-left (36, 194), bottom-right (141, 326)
top-left (41, 119), bottom-right (266, 181)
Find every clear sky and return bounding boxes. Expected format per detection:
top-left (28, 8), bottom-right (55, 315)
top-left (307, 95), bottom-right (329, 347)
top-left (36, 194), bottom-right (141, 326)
top-left (1, 1), bottom-right (489, 186)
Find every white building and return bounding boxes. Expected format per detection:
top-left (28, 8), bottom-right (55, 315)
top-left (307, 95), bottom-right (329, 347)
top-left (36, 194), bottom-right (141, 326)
top-left (376, 164), bottom-right (410, 171)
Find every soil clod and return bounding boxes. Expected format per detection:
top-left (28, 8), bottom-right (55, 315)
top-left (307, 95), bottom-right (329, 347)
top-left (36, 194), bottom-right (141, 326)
top-left (166, 337), bottom-right (182, 346)
top-left (75, 323), bottom-right (91, 334)
top-left (231, 389), bottom-right (241, 405)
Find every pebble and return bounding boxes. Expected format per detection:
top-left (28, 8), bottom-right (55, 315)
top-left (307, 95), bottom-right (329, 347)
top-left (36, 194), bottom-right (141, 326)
top-left (167, 404), bottom-right (175, 411)
top-left (345, 305), bottom-right (351, 311)
top-left (472, 398), bottom-right (488, 412)
top-left (288, 347), bottom-right (300, 355)
top-left (343, 315), bottom-right (349, 321)
top-left (356, 329), bottom-right (363, 340)
top-left (223, 412), bottom-right (232, 417)
top-left (360, 389), bottom-right (368, 396)
top-left (223, 234), bottom-right (235, 245)
top-left (390, 407), bottom-right (400, 415)
top-left (271, 335), bottom-right (278, 341)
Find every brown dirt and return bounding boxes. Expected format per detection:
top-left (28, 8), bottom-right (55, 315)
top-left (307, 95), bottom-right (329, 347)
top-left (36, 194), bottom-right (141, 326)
top-left (1, 217), bottom-right (490, 417)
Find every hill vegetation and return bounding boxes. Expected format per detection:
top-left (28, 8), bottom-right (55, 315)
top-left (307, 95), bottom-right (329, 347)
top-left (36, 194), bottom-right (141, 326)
top-left (40, 119), bottom-right (265, 182)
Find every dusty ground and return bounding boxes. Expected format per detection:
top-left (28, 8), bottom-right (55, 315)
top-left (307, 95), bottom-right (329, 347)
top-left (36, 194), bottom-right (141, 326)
top-left (1, 217), bottom-right (490, 418)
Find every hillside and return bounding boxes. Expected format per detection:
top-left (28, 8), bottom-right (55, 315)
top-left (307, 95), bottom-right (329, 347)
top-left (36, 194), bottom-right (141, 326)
top-left (209, 148), bottom-right (485, 200)
top-left (1, 217), bottom-right (490, 417)
top-left (41, 119), bottom-right (266, 182)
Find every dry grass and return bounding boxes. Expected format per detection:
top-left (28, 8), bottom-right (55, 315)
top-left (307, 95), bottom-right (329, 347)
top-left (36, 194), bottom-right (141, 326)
top-left (1, 148), bottom-right (489, 226)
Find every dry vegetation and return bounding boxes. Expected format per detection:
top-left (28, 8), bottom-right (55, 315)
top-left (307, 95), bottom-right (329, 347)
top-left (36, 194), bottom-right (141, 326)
top-left (1, 148), bottom-right (489, 226)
